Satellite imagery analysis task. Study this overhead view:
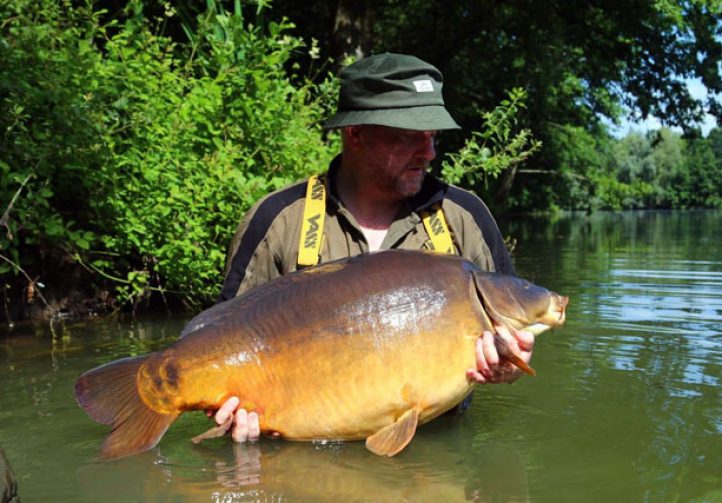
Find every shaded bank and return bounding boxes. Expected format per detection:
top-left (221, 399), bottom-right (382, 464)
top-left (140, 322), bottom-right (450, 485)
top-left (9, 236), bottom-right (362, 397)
top-left (1, 447), bottom-right (17, 503)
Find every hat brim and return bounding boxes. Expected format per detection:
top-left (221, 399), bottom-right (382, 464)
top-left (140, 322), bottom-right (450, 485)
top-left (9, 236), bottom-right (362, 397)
top-left (323, 105), bottom-right (460, 131)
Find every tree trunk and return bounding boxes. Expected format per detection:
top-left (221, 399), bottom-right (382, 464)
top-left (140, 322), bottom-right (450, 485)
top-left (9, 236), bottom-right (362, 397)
top-left (331, 0), bottom-right (372, 70)
top-left (494, 165), bottom-right (518, 210)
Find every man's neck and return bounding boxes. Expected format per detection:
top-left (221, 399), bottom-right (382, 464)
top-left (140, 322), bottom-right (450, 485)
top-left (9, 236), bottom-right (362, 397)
top-left (335, 163), bottom-right (401, 231)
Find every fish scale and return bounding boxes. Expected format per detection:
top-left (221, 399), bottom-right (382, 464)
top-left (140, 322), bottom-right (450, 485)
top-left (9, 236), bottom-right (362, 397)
top-left (75, 250), bottom-right (568, 459)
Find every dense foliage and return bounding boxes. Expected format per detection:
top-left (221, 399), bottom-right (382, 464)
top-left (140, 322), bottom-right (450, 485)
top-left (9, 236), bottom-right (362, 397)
top-left (262, 0), bottom-right (722, 210)
top-left (0, 0), bottom-right (338, 313)
top-left (1, 0), bottom-right (721, 319)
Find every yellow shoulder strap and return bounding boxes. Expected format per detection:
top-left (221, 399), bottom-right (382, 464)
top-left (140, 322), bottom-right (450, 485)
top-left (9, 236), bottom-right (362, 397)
top-left (422, 204), bottom-right (456, 255)
top-left (298, 175), bottom-right (326, 266)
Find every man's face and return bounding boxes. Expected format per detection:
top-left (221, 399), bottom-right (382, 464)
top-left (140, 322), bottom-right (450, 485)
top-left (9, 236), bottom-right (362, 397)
top-left (351, 125), bottom-right (437, 199)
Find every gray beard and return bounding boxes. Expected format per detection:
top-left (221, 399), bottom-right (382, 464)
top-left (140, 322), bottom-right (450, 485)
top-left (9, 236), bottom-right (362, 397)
top-left (394, 172), bottom-right (425, 198)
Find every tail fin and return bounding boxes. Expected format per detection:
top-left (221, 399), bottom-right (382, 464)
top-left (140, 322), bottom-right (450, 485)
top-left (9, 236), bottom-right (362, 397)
top-left (74, 355), bottom-right (179, 460)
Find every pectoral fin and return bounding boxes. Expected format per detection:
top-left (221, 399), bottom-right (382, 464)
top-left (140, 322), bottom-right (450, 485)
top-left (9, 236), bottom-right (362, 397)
top-left (493, 333), bottom-right (536, 376)
top-left (191, 416), bottom-right (233, 444)
top-left (365, 408), bottom-right (419, 457)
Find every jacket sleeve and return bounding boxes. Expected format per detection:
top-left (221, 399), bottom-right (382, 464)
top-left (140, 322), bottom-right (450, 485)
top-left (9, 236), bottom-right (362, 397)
top-left (217, 183), bottom-right (306, 303)
top-left (443, 186), bottom-right (516, 276)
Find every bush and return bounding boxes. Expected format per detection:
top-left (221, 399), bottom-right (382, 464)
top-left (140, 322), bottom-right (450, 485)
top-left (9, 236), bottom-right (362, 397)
top-left (441, 88), bottom-right (541, 188)
top-left (1, 0), bottom-right (338, 312)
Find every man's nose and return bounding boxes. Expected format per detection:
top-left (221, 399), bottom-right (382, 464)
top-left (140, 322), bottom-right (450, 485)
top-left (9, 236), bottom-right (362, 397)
top-left (417, 132), bottom-right (436, 160)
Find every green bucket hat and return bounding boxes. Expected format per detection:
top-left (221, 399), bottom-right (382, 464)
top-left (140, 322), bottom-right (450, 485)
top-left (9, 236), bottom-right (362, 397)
top-left (324, 53), bottom-right (460, 131)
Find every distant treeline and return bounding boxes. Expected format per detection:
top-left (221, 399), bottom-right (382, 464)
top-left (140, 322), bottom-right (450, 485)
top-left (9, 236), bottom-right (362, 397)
top-left (1, 0), bottom-right (720, 319)
top-left (532, 126), bottom-right (722, 213)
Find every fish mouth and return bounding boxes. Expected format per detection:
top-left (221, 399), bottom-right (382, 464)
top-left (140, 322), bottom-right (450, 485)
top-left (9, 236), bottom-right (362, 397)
top-left (486, 293), bottom-right (568, 333)
top-left (523, 322), bottom-right (553, 336)
top-left (551, 294), bottom-right (569, 325)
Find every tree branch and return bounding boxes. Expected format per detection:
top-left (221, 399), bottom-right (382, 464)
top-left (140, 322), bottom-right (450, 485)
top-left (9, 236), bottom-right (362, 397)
top-left (0, 253), bottom-right (51, 311)
top-left (0, 173), bottom-right (33, 241)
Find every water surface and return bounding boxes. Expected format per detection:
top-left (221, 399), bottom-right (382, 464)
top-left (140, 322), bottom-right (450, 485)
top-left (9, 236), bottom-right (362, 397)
top-left (2, 210), bottom-right (721, 501)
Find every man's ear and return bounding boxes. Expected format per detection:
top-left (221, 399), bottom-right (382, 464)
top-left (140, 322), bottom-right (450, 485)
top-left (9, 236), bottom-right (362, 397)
top-left (341, 125), bottom-right (363, 149)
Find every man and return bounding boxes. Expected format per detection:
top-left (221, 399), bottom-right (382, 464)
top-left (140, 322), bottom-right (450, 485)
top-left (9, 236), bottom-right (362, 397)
top-left (212, 53), bottom-right (535, 442)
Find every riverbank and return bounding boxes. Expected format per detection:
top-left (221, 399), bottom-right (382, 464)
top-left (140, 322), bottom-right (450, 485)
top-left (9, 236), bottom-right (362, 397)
top-left (1, 447), bottom-right (17, 503)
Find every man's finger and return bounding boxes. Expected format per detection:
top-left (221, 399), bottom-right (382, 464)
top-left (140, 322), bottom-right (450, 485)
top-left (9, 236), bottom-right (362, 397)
top-left (481, 331), bottom-right (499, 368)
top-left (475, 336), bottom-right (491, 377)
top-left (247, 411), bottom-right (261, 441)
top-left (232, 408), bottom-right (249, 443)
top-left (466, 368), bottom-right (487, 384)
top-left (216, 396), bottom-right (240, 425)
top-left (515, 330), bottom-right (535, 352)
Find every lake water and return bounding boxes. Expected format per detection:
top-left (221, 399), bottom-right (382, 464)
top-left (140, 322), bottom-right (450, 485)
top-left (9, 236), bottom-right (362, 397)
top-left (1, 210), bottom-right (721, 502)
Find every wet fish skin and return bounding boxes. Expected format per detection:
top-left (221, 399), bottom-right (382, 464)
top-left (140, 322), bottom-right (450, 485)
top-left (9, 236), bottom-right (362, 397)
top-left (74, 250), bottom-right (568, 460)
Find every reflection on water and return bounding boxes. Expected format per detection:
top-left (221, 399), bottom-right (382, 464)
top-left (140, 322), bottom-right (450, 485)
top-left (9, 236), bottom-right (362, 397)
top-left (75, 435), bottom-right (530, 502)
top-left (1, 210), bottom-right (722, 502)
top-left (505, 210), bottom-right (722, 502)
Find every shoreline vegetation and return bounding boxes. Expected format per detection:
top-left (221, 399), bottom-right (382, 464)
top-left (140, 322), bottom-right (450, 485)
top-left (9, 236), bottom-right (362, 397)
top-left (2, 1), bottom-right (721, 324)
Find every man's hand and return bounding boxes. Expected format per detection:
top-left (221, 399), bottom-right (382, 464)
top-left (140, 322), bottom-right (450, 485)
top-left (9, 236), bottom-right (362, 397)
top-left (466, 325), bottom-right (535, 384)
top-left (209, 396), bottom-right (261, 443)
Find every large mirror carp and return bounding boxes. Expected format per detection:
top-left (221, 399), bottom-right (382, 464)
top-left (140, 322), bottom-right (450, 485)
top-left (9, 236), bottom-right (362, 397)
top-left (75, 250), bottom-right (568, 460)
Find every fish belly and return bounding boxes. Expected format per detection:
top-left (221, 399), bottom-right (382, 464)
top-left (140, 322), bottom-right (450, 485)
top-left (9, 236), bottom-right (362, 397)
top-left (142, 251), bottom-right (486, 440)
top-left (256, 300), bottom-right (483, 440)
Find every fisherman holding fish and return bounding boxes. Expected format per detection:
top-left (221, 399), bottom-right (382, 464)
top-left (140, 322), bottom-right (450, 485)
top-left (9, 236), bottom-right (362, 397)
top-left (74, 55), bottom-right (567, 460)
top-left (213, 53), bottom-right (536, 443)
